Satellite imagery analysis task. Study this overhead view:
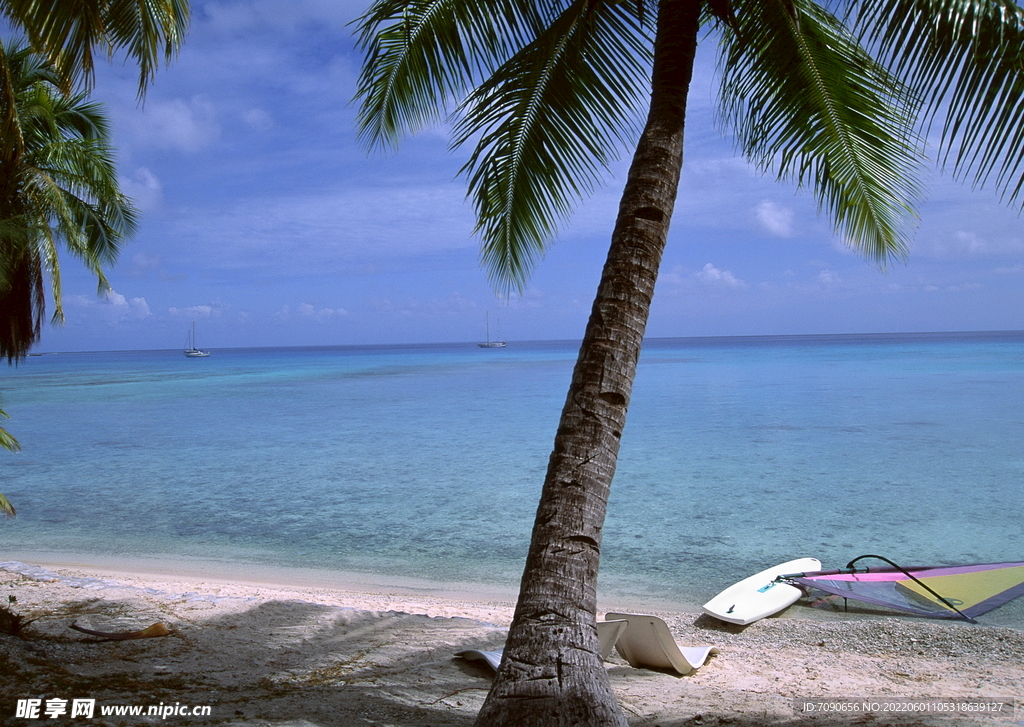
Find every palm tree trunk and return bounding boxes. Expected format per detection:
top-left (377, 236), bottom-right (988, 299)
top-left (474, 1), bottom-right (701, 725)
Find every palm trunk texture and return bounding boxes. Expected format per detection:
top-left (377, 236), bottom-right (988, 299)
top-left (474, 1), bottom-right (701, 725)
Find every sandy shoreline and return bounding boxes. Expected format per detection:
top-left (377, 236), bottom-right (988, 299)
top-left (2, 560), bottom-right (1022, 726)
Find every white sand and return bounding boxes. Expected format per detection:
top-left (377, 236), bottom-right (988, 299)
top-left (2, 559), bottom-right (1022, 726)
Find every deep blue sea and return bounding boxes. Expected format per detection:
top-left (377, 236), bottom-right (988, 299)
top-left (2, 332), bottom-right (1023, 626)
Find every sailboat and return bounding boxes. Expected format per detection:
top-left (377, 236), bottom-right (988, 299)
top-left (477, 312), bottom-right (506, 348)
top-left (183, 321), bottom-right (210, 357)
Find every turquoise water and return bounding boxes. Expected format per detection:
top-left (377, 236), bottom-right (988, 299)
top-left (1, 332), bottom-right (1023, 626)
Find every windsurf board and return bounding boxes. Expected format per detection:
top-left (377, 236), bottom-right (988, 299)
top-left (702, 557), bottom-right (821, 625)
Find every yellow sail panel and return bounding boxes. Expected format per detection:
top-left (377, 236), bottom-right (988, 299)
top-left (894, 565), bottom-right (1024, 611)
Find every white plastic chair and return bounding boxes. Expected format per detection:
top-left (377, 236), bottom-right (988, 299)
top-left (603, 612), bottom-right (718, 675)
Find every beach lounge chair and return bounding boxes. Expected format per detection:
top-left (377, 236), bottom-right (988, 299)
top-left (455, 618), bottom-right (628, 672)
top-left (454, 647), bottom-right (504, 671)
top-left (603, 612), bottom-right (718, 675)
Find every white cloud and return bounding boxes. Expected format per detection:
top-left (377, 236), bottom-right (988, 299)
top-left (171, 182), bottom-right (477, 276)
top-left (121, 167), bottom-right (163, 210)
top-left (367, 292), bottom-right (485, 317)
top-left (298, 303), bottom-right (348, 321)
top-left (915, 229), bottom-right (1024, 258)
top-left (956, 231), bottom-right (985, 254)
top-left (127, 96), bottom-right (220, 153)
top-left (954, 230), bottom-right (1024, 256)
top-left (994, 264), bottom-right (1024, 275)
top-left (658, 266), bottom-right (687, 286)
top-left (201, 0), bottom-right (360, 35)
top-left (127, 252), bottom-right (162, 276)
top-left (755, 200), bottom-right (794, 237)
top-left (657, 264), bottom-right (748, 293)
top-left (66, 290), bottom-right (151, 321)
top-left (169, 305), bottom-right (215, 318)
top-left (696, 263), bottom-right (747, 289)
top-left (275, 303), bottom-right (348, 322)
top-left (241, 108), bottom-right (274, 132)
top-left (817, 269), bottom-right (842, 285)
top-left (504, 287), bottom-right (544, 310)
top-left (943, 282), bottom-right (984, 292)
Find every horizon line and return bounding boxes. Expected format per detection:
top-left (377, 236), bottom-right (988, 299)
top-left (23, 328), bottom-right (1024, 357)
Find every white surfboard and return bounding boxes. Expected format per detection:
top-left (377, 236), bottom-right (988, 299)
top-left (702, 557), bottom-right (821, 625)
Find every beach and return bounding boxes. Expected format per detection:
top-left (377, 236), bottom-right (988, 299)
top-left (2, 560), bottom-right (1022, 726)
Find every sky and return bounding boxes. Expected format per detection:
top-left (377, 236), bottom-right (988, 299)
top-left (26, 0), bottom-right (1024, 352)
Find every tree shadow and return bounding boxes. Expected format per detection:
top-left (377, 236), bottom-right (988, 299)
top-left (2, 595), bottom-right (507, 726)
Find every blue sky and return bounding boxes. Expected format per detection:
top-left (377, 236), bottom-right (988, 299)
top-left (34, 0), bottom-right (1024, 352)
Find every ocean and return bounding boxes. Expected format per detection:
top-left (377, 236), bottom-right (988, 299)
top-left (1, 332), bottom-right (1022, 627)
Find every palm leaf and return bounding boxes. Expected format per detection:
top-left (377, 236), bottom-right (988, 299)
top-left (0, 0), bottom-right (189, 94)
top-left (0, 491), bottom-right (15, 516)
top-left (0, 402), bottom-right (15, 515)
top-left (0, 399), bottom-right (20, 452)
top-left (356, 0), bottom-right (652, 290)
top-left (717, 0), bottom-right (925, 265)
top-left (852, 0), bottom-right (1024, 206)
top-left (451, 0), bottom-right (652, 291)
top-left (354, 0), bottom-right (547, 150)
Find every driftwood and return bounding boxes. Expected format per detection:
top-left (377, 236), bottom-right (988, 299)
top-left (69, 622), bottom-right (171, 640)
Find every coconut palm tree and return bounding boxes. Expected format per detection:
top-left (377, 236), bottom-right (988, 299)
top-left (356, 1), bottom-right (1021, 724)
top-left (0, 39), bottom-right (138, 361)
top-left (0, 0), bottom-right (188, 358)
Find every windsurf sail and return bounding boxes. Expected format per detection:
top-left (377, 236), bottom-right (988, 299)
top-left (780, 555), bottom-right (1024, 623)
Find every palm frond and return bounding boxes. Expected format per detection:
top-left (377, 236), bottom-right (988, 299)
top-left (0, 399), bottom-right (20, 454)
top-left (45, 90), bottom-right (112, 142)
top-left (354, 0), bottom-right (547, 150)
top-left (452, 0), bottom-right (652, 291)
top-left (0, 402), bottom-right (16, 520)
top-left (718, 0), bottom-right (925, 266)
top-left (852, 0), bottom-right (1024, 207)
top-left (0, 492), bottom-right (15, 516)
top-left (0, 0), bottom-right (189, 94)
